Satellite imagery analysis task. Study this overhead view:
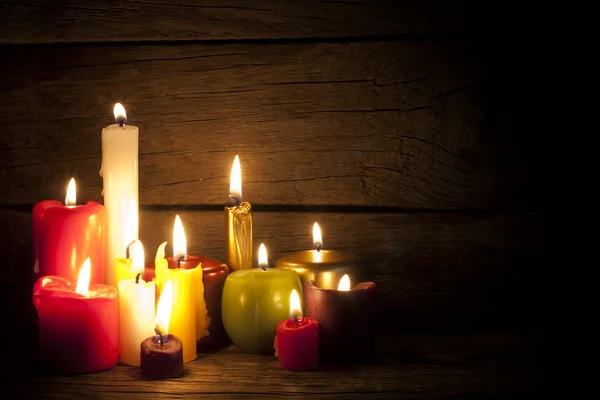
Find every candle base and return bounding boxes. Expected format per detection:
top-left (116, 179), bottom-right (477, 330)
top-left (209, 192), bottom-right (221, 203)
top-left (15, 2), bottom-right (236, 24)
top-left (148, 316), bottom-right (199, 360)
top-left (140, 334), bottom-right (184, 379)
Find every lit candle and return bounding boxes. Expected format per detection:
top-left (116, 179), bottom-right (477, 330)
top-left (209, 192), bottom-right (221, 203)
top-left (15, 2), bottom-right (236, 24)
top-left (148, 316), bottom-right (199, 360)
top-left (140, 280), bottom-right (184, 379)
top-left (100, 103), bottom-right (139, 286)
top-left (274, 289), bottom-right (319, 370)
top-left (225, 155), bottom-right (253, 272)
top-left (115, 199), bottom-right (140, 285)
top-left (32, 178), bottom-right (105, 284)
top-left (304, 274), bottom-right (377, 361)
top-left (222, 243), bottom-right (302, 354)
top-left (32, 258), bottom-right (118, 373)
top-left (154, 215), bottom-right (208, 362)
top-left (275, 222), bottom-right (357, 289)
top-left (118, 240), bottom-right (155, 366)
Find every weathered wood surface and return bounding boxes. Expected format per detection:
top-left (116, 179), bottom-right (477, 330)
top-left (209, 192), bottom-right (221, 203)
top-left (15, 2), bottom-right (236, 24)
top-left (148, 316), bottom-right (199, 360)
top-left (0, 0), bottom-right (525, 44)
top-left (0, 40), bottom-right (556, 209)
top-left (0, 207), bottom-right (575, 333)
top-left (5, 332), bottom-right (575, 398)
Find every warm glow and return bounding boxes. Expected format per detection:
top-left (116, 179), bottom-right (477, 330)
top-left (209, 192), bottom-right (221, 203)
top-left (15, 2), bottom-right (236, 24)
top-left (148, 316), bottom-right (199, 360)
top-left (313, 222), bottom-right (323, 249)
top-left (173, 215), bottom-right (187, 258)
top-left (258, 243), bottom-right (268, 268)
top-left (113, 103), bottom-right (127, 121)
top-left (156, 241), bottom-right (167, 261)
top-left (124, 198), bottom-right (138, 250)
top-left (132, 240), bottom-right (145, 274)
top-left (75, 258), bottom-right (91, 296)
top-left (155, 280), bottom-right (173, 335)
top-left (65, 178), bottom-right (76, 206)
top-left (289, 289), bottom-right (302, 318)
top-left (229, 155), bottom-right (242, 202)
top-left (338, 274), bottom-right (351, 291)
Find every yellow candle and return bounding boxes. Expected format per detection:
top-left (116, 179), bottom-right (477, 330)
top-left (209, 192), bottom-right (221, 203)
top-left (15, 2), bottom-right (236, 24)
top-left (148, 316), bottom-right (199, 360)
top-left (114, 199), bottom-right (139, 285)
top-left (155, 215), bottom-right (208, 362)
top-left (225, 155), bottom-right (253, 272)
top-left (275, 222), bottom-right (357, 289)
top-left (118, 240), bottom-right (155, 366)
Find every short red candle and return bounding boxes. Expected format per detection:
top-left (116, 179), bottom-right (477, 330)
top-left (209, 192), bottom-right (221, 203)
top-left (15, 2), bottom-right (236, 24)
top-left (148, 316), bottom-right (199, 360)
top-left (33, 200), bottom-right (105, 284)
top-left (32, 274), bottom-right (118, 373)
top-left (304, 280), bottom-right (377, 361)
top-left (274, 317), bottom-right (319, 370)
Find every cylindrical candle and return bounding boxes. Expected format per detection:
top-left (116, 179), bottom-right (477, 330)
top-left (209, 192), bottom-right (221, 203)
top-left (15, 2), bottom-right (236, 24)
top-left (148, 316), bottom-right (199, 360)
top-left (275, 223), bottom-right (357, 289)
top-left (33, 178), bottom-right (105, 284)
top-left (304, 278), bottom-right (377, 361)
top-left (117, 241), bottom-right (155, 366)
top-left (194, 256), bottom-right (230, 348)
top-left (274, 289), bottom-right (319, 370)
top-left (32, 259), bottom-right (118, 373)
top-left (141, 280), bottom-right (184, 379)
top-left (222, 244), bottom-right (302, 354)
top-left (101, 103), bottom-right (139, 287)
top-left (225, 155), bottom-right (253, 272)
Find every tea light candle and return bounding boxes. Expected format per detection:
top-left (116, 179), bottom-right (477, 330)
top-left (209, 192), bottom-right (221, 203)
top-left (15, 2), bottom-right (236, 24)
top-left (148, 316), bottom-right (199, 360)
top-left (274, 289), bottom-right (319, 370)
top-left (33, 178), bottom-right (105, 284)
top-left (275, 223), bottom-right (357, 289)
top-left (33, 258), bottom-right (118, 373)
top-left (140, 281), bottom-right (184, 379)
top-left (225, 155), bottom-right (253, 272)
top-left (304, 274), bottom-right (377, 361)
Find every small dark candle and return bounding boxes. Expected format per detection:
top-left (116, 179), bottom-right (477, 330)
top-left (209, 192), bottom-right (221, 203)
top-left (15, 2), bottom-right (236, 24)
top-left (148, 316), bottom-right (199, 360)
top-left (304, 278), bottom-right (377, 361)
top-left (140, 333), bottom-right (184, 379)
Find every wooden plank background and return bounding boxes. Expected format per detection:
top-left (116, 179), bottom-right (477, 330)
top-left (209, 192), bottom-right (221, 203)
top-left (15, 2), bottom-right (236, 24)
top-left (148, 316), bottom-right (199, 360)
top-left (0, 0), bottom-right (573, 340)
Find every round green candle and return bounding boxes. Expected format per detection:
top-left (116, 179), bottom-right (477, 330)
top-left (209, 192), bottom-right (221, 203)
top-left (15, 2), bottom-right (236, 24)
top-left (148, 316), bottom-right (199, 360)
top-left (222, 244), bottom-right (302, 354)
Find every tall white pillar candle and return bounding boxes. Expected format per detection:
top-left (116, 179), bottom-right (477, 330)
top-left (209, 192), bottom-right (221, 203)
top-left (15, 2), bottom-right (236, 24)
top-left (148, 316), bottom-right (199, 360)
top-left (101, 103), bottom-right (139, 286)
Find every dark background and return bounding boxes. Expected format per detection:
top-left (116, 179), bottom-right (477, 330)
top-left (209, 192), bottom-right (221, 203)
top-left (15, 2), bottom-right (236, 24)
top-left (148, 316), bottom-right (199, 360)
top-left (0, 0), bottom-right (575, 397)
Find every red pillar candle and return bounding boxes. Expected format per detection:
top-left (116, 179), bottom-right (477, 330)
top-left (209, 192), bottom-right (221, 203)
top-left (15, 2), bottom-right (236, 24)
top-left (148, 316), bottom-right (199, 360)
top-left (33, 178), bottom-right (105, 284)
top-left (140, 281), bottom-right (184, 379)
top-left (304, 275), bottom-right (377, 361)
top-left (274, 289), bottom-right (319, 370)
top-left (194, 256), bottom-right (230, 348)
top-left (32, 258), bottom-right (118, 373)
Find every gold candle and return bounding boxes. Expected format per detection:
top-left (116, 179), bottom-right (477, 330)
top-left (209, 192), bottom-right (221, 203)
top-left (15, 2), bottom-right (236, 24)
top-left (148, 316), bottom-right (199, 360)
top-left (275, 222), bottom-right (357, 289)
top-left (225, 155), bottom-right (253, 272)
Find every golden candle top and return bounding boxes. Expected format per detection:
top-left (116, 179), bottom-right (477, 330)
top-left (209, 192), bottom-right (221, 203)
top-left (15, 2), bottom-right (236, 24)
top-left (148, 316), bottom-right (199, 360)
top-left (274, 249), bottom-right (356, 289)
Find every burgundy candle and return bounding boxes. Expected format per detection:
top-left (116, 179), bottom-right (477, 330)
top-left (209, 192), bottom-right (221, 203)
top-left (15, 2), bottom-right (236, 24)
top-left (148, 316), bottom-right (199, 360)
top-left (304, 276), bottom-right (377, 361)
top-left (140, 280), bottom-right (184, 379)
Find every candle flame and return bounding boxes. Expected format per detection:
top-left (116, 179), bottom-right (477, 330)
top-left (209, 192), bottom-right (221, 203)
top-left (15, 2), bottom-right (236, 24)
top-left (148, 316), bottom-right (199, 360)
top-left (173, 215), bottom-right (187, 258)
top-left (132, 240), bottom-right (145, 275)
top-left (313, 222), bottom-right (323, 250)
top-left (338, 274), bottom-right (351, 291)
top-left (124, 198), bottom-right (138, 251)
top-left (113, 103), bottom-right (127, 122)
top-left (75, 258), bottom-right (91, 296)
top-left (65, 178), bottom-right (76, 206)
top-left (229, 155), bottom-right (242, 202)
top-left (155, 280), bottom-right (173, 335)
top-left (258, 243), bottom-right (268, 268)
top-left (289, 289), bottom-right (302, 318)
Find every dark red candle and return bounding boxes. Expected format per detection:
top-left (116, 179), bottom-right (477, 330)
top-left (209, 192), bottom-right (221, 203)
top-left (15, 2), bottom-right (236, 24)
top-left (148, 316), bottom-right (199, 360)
top-left (32, 260), bottom-right (118, 374)
top-left (140, 334), bottom-right (184, 379)
top-left (274, 317), bottom-right (319, 370)
top-left (304, 279), bottom-right (377, 361)
top-left (33, 182), bottom-right (105, 284)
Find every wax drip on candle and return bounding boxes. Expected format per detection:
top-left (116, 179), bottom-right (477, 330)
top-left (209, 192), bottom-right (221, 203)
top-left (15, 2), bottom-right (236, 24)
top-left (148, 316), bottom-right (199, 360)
top-left (135, 272), bottom-right (141, 284)
top-left (154, 326), bottom-right (164, 345)
top-left (125, 240), bottom-right (137, 259)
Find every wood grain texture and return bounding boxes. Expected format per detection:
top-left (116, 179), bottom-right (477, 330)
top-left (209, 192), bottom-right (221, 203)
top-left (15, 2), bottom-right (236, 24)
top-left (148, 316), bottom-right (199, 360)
top-left (0, 207), bottom-right (575, 333)
top-left (0, 40), bottom-right (555, 209)
top-left (0, 0), bottom-right (526, 44)
top-left (5, 332), bottom-right (575, 398)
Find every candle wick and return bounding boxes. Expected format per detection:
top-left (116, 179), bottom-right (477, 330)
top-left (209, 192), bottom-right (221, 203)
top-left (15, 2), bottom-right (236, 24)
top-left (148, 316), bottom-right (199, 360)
top-left (293, 314), bottom-right (299, 324)
top-left (316, 244), bottom-right (322, 252)
top-left (177, 255), bottom-right (185, 269)
top-left (154, 326), bottom-right (164, 345)
top-left (227, 195), bottom-right (241, 207)
top-left (135, 272), bottom-right (141, 284)
top-left (125, 240), bottom-right (137, 259)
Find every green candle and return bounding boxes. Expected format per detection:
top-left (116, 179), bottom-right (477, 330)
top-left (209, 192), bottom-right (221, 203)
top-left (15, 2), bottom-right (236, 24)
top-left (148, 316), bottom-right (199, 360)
top-left (222, 243), bottom-right (302, 354)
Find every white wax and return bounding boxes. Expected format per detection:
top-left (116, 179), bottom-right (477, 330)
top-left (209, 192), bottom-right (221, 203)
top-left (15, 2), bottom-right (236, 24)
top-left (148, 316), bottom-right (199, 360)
top-left (101, 124), bottom-right (138, 286)
top-left (118, 278), bottom-right (155, 366)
